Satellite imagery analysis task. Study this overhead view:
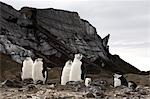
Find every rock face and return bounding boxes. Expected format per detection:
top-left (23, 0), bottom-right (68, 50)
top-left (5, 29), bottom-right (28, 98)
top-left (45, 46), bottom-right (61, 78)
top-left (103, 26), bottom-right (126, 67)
top-left (0, 2), bottom-right (140, 79)
top-left (0, 52), bottom-right (21, 81)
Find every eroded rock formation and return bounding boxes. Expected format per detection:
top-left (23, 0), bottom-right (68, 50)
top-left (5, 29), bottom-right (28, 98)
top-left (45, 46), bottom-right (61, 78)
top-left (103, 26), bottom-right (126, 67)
top-left (0, 2), bottom-right (140, 79)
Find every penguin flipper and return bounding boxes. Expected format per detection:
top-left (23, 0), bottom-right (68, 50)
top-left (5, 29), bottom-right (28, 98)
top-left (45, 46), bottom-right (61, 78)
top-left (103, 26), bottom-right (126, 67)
top-left (43, 71), bottom-right (47, 84)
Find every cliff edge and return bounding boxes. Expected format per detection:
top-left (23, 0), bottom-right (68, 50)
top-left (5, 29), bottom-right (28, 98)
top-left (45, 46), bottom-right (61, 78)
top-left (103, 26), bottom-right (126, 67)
top-left (0, 2), bottom-right (141, 80)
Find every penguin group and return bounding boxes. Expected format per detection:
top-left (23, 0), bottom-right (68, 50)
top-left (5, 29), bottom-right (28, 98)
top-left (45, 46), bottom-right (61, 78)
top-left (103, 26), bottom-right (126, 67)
top-left (21, 53), bottom-right (137, 90)
top-left (61, 53), bottom-right (83, 85)
top-left (21, 57), bottom-right (47, 84)
top-left (21, 53), bottom-right (83, 85)
top-left (113, 72), bottom-right (137, 89)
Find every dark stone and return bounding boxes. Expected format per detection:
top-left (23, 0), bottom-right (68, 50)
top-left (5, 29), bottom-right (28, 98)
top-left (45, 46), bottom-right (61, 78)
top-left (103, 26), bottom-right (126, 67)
top-left (91, 80), bottom-right (108, 91)
top-left (26, 84), bottom-right (38, 92)
top-left (47, 82), bottom-right (56, 85)
top-left (139, 91), bottom-right (148, 95)
top-left (95, 91), bottom-right (105, 98)
top-left (91, 80), bottom-right (108, 86)
top-left (66, 81), bottom-right (82, 86)
top-left (44, 97), bottom-right (51, 99)
top-left (66, 81), bottom-right (84, 91)
top-left (26, 95), bottom-right (32, 98)
top-left (1, 80), bottom-right (22, 88)
top-left (87, 85), bottom-right (102, 93)
top-left (36, 80), bottom-right (44, 85)
top-left (85, 92), bottom-right (95, 98)
top-left (12, 80), bottom-right (22, 88)
top-left (18, 89), bottom-right (24, 92)
top-left (2, 80), bottom-right (13, 87)
top-left (102, 34), bottom-right (110, 51)
top-left (22, 78), bottom-right (33, 85)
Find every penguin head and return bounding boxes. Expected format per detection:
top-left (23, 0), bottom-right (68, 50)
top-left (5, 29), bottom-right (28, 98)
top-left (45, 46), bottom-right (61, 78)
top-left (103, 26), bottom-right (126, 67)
top-left (35, 58), bottom-right (43, 62)
top-left (113, 73), bottom-right (122, 79)
top-left (66, 59), bottom-right (72, 66)
top-left (113, 71), bottom-right (124, 78)
top-left (75, 53), bottom-right (83, 60)
top-left (25, 57), bottom-right (32, 61)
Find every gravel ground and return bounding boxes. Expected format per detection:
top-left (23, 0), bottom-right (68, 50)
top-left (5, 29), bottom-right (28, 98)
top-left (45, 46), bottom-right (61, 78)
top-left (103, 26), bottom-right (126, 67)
top-left (1, 83), bottom-right (150, 99)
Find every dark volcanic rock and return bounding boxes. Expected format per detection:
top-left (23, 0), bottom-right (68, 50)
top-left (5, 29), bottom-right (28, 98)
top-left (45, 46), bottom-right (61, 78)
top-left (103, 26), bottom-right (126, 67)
top-left (1, 80), bottom-right (22, 88)
top-left (0, 2), bottom-right (141, 80)
top-left (91, 79), bottom-right (108, 91)
top-left (2, 80), bottom-right (14, 87)
top-left (26, 84), bottom-right (38, 92)
top-left (66, 81), bottom-right (85, 91)
top-left (22, 78), bottom-right (33, 85)
top-left (85, 92), bottom-right (95, 98)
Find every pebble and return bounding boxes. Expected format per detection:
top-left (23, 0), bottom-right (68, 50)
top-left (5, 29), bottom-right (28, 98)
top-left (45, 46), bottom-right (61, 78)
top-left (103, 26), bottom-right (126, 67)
top-left (85, 92), bottom-right (95, 98)
top-left (0, 81), bottom-right (150, 99)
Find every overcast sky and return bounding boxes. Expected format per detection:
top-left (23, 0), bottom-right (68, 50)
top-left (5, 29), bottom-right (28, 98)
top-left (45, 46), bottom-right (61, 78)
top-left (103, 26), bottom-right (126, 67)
top-left (1, 0), bottom-right (150, 71)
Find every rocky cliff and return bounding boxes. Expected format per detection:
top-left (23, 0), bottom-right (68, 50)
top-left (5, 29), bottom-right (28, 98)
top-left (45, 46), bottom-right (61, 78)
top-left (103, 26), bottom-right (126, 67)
top-left (0, 2), bottom-right (141, 80)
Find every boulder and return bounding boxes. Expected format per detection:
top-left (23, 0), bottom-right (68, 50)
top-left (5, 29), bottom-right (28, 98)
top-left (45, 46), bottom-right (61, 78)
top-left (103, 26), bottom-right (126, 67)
top-left (1, 80), bottom-right (22, 88)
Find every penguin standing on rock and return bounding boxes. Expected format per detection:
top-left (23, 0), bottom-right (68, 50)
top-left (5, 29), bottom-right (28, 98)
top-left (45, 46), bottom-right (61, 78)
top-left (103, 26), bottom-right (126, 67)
top-left (85, 78), bottom-right (92, 87)
top-left (61, 60), bottom-right (72, 85)
top-left (21, 57), bottom-right (33, 81)
top-left (32, 58), bottom-right (47, 84)
top-left (42, 61), bottom-right (48, 84)
top-left (113, 72), bottom-right (128, 87)
top-left (69, 53), bottom-right (83, 82)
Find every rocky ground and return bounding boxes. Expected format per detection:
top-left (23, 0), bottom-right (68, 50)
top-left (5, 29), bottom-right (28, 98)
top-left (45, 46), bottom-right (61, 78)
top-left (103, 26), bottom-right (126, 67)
top-left (0, 83), bottom-right (150, 99)
top-left (0, 54), bottom-right (150, 99)
top-left (0, 74), bottom-right (150, 99)
top-left (0, 2), bottom-right (150, 99)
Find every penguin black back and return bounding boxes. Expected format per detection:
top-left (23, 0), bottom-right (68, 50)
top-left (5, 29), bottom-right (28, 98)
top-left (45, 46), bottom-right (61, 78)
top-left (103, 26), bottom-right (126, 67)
top-left (42, 61), bottom-right (48, 83)
top-left (128, 81), bottom-right (137, 89)
top-left (119, 76), bottom-right (128, 87)
top-left (81, 62), bottom-right (86, 80)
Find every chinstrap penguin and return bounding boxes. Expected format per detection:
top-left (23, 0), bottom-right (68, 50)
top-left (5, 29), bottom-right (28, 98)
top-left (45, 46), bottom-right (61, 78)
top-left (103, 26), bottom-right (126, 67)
top-left (128, 81), bottom-right (137, 90)
top-left (69, 53), bottom-right (83, 82)
top-left (32, 58), bottom-right (47, 84)
top-left (85, 78), bottom-right (92, 87)
top-left (21, 57), bottom-right (33, 80)
top-left (61, 59), bottom-right (72, 85)
top-left (113, 72), bottom-right (128, 87)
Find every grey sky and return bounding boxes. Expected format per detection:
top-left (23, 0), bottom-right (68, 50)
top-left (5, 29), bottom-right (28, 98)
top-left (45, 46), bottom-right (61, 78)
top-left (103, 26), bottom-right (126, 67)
top-left (1, 0), bottom-right (150, 71)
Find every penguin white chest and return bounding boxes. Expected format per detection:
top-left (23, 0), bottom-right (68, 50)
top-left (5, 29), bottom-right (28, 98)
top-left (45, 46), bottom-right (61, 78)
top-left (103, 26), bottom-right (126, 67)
top-left (114, 78), bottom-right (121, 87)
top-left (85, 78), bottom-right (91, 87)
top-left (32, 58), bottom-right (45, 84)
top-left (61, 60), bottom-right (72, 85)
top-left (128, 82), bottom-right (132, 88)
top-left (21, 57), bottom-right (33, 80)
top-left (69, 53), bottom-right (83, 82)
top-left (69, 60), bottom-right (82, 81)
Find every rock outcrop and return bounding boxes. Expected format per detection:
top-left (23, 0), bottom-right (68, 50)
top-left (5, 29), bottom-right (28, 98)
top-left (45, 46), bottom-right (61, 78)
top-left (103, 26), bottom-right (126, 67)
top-left (0, 52), bottom-right (21, 81)
top-left (0, 1), bottom-right (141, 80)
